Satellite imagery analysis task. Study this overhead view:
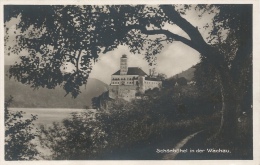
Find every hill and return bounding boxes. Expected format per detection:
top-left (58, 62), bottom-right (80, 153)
top-left (172, 66), bottom-right (196, 81)
top-left (4, 66), bottom-right (108, 108)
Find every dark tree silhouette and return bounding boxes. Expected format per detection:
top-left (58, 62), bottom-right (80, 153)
top-left (4, 5), bottom-right (252, 144)
top-left (38, 112), bottom-right (107, 159)
top-left (5, 96), bottom-right (39, 160)
top-left (176, 77), bottom-right (187, 86)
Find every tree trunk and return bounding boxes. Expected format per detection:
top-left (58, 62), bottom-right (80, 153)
top-left (160, 5), bottom-right (251, 145)
top-left (215, 64), bottom-right (238, 144)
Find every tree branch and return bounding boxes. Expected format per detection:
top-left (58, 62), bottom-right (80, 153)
top-left (159, 5), bottom-right (212, 56)
top-left (126, 24), bottom-right (200, 53)
top-left (76, 50), bottom-right (82, 72)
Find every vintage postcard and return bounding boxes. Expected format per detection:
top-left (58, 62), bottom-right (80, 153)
top-left (1, 0), bottom-right (259, 165)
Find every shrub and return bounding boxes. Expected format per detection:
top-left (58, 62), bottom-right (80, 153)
top-left (38, 111), bottom-right (107, 160)
top-left (5, 96), bottom-right (39, 160)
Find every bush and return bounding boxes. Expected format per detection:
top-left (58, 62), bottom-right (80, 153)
top-left (5, 96), bottom-right (39, 160)
top-left (38, 111), bottom-right (107, 160)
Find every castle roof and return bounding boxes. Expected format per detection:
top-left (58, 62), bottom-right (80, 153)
top-left (112, 67), bottom-right (147, 76)
top-left (145, 77), bottom-right (161, 81)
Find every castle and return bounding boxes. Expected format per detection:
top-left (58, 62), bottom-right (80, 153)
top-left (108, 54), bottom-right (162, 101)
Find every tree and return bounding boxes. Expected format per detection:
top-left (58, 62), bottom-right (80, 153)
top-left (157, 73), bottom-right (167, 81)
top-left (163, 77), bottom-right (176, 89)
top-left (5, 96), bottom-right (39, 160)
top-left (5, 4), bottom-right (252, 144)
top-left (176, 77), bottom-right (187, 86)
top-left (91, 96), bottom-right (100, 109)
top-left (38, 111), bottom-right (107, 160)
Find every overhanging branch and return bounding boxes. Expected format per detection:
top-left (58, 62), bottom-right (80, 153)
top-left (159, 5), bottom-right (213, 57)
top-left (126, 24), bottom-right (200, 53)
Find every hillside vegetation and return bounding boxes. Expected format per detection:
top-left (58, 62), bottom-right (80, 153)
top-left (5, 66), bottom-right (108, 108)
top-left (172, 66), bottom-right (196, 81)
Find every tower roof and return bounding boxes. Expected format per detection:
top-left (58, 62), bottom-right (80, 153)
top-left (112, 67), bottom-right (147, 76)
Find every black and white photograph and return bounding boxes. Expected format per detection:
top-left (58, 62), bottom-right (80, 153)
top-left (1, 0), bottom-right (258, 163)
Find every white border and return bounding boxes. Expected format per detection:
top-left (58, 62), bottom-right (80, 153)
top-left (0, 0), bottom-right (259, 165)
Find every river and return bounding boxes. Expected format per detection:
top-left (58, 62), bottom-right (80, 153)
top-left (9, 108), bottom-right (96, 126)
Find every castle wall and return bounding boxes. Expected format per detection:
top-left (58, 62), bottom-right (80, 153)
top-left (144, 80), bottom-right (162, 90)
top-left (109, 55), bottom-right (162, 101)
top-left (110, 75), bottom-right (139, 86)
top-left (138, 76), bottom-right (145, 93)
top-left (109, 77), bottom-right (162, 101)
top-left (118, 86), bottom-right (137, 101)
top-left (108, 85), bottom-right (119, 99)
top-left (109, 85), bottom-right (137, 101)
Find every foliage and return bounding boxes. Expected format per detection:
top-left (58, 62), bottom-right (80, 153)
top-left (38, 111), bottom-right (107, 160)
top-left (84, 105), bottom-right (91, 109)
top-left (194, 60), bottom-right (221, 106)
top-left (37, 82), bottom-right (217, 159)
top-left (157, 73), bottom-right (167, 81)
top-left (91, 96), bottom-right (100, 109)
top-left (94, 83), bottom-right (220, 159)
top-left (91, 91), bottom-right (110, 110)
top-left (176, 77), bottom-right (187, 86)
top-left (4, 5), bottom-right (167, 97)
top-left (163, 76), bottom-right (187, 88)
top-left (5, 96), bottom-right (39, 160)
top-left (162, 77), bottom-right (177, 88)
top-left (4, 4), bottom-right (252, 156)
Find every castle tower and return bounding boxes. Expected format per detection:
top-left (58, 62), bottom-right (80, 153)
top-left (120, 54), bottom-right (128, 75)
top-left (138, 76), bottom-right (145, 93)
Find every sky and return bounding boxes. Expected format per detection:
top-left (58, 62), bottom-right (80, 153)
top-left (4, 5), bottom-right (215, 84)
